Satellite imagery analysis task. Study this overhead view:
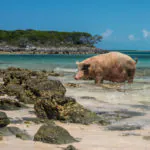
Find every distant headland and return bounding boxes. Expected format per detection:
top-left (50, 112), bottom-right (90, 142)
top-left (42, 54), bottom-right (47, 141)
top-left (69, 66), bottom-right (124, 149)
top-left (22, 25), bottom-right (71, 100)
top-left (0, 29), bottom-right (108, 54)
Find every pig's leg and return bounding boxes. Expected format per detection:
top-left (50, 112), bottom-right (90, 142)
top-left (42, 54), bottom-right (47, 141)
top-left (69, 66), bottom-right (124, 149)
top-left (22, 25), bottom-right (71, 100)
top-left (127, 69), bottom-right (135, 83)
top-left (95, 75), bottom-right (103, 85)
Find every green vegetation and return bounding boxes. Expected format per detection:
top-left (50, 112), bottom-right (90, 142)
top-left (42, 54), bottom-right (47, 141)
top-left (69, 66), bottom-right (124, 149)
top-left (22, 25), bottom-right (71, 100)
top-left (0, 29), bottom-right (102, 48)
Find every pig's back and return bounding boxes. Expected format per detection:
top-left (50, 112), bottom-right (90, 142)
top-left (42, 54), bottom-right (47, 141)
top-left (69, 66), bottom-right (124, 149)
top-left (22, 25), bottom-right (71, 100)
top-left (81, 52), bottom-right (135, 69)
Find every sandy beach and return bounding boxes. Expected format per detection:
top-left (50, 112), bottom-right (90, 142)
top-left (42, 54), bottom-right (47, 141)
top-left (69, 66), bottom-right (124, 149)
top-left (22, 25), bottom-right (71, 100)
top-left (1, 72), bottom-right (150, 150)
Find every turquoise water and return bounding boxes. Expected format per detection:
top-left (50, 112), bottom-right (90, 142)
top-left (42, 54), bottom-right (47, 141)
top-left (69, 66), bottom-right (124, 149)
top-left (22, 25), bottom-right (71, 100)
top-left (0, 51), bottom-right (149, 72)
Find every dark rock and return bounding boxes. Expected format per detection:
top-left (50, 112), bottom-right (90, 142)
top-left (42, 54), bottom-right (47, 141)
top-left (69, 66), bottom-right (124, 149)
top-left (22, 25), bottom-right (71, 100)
top-left (96, 110), bottom-right (145, 126)
top-left (5, 84), bottom-right (32, 104)
top-left (34, 96), bottom-right (99, 124)
top-left (0, 127), bottom-right (10, 136)
top-left (80, 96), bottom-right (96, 100)
top-left (0, 98), bottom-right (24, 110)
top-left (10, 118), bottom-right (23, 124)
top-left (8, 127), bottom-right (32, 140)
top-left (3, 67), bottom-right (48, 86)
top-left (0, 126), bottom-right (32, 140)
top-left (121, 132), bottom-right (141, 136)
top-left (22, 117), bottom-right (46, 124)
top-left (48, 71), bottom-right (62, 77)
top-left (64, 145), bottom-right (78, 150)
top-left (130, 104), bottom-right (150, 110)
top-left (26, 78), bottom-right (66, 98)
top-left (0, 67), bottom-right (66, 104)
top-left (107, 124), bottom-right (142, 131)
top-left (34, 123), bottom-right (77, 144)
top-left (0, 112), bottom-right (10, 127)
top-left (3, 70), bottom-right (29, 85)
top-left (65, 83), bottom-right (80, 88)
top-left (0, 85), bottom-right (6, 95)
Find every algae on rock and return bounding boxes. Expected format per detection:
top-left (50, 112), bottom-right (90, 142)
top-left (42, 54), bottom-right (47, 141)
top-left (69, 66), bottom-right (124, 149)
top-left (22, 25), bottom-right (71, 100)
top-left (34, 123), bottom-right (77, 144)
top-left (34, 96), bottom-right (99, 124)
top-left (0, 98), bottom-right (24, 110)
top-left (0, 126), bottom-right (32, 140)
top-left (0, 112), bottom-right (10, 128)
top-left (64, 145), bottom-right (78, 150)
top-left (1, 67), bottom-right (66, 104)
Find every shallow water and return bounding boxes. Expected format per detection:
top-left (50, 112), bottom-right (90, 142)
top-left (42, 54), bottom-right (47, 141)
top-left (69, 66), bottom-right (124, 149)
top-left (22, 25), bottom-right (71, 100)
top-left (0, 50), bottom-right (149, 71)
top-left (0, 51), bottom-right (149, 105)
top-left (1, 51), bottom-right (150, 150)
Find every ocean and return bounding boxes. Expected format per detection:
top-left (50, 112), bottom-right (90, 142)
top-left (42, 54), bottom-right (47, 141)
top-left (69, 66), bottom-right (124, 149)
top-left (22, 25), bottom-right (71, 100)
top-left (0, 50), bottom-right (149, 72)
top-left (1, 50), bottom-right (150, 150)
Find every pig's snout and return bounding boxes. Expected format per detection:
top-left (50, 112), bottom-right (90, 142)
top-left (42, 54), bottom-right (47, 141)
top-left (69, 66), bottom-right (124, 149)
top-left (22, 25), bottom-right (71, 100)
top-left (74, 76), bottom-right (79, 80)
top-left (74, 71), bottom-right (83, 80)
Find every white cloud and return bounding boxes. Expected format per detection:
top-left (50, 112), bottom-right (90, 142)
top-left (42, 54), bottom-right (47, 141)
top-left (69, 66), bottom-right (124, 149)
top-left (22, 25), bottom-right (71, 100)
top-left (128, 34), bottom-right (135, 41)
top-left (142, 29), bottom-right (150, 38)
top-left (102, 29), bottom-right (113, 38)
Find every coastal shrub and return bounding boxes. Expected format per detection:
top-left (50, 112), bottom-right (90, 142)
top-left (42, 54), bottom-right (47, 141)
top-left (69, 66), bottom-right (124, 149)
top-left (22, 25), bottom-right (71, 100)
top-left (0, 30), bottom-right (102, 47)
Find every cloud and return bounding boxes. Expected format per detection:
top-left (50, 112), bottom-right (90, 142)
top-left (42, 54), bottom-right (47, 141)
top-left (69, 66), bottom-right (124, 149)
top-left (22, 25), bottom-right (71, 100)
top-left (142, 29), bottom-right (150, 38)
top-left (128, 34), bottom-right (135, 41)
top-left (102, 29), bottom-right (113, 38)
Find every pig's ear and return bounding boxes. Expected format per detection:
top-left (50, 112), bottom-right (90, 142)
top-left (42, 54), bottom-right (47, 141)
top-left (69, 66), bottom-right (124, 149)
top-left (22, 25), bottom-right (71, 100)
top-left (82, 64), bottom-right (90, 70)
top-left (76, 61), bottom-right (80, 65)
top-left (84, 64), bottom-right (90, 68)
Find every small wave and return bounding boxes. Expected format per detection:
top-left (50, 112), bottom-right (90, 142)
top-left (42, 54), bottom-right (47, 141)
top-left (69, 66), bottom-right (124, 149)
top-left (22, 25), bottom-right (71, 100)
top-left (54, 67), bottom-right (77, 73)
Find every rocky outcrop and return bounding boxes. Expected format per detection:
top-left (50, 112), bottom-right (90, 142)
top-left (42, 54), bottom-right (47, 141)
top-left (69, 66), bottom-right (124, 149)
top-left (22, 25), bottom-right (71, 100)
top-left (64, 145), bottom-right (78, 150)
top-left (25, 78), bottom-right (66, 98)
top-left (0, 112), bottom-right (10, 127)
top-left (34, 96), bottom-right (99, 124)
top-left (0, 67), bottom-right (100, 125)
top-left (34, 122), bottom-right (77, 144)
top-left (0, 126), bottom-right (31, 140)
top-left (65, 83), bottom-right (80, 88)
top-left (0, 98), bottom-right (24, 110)
top-left (0, 45), bottom-right (109, 54)
top-left (0, 67), bottom-right (65, 104)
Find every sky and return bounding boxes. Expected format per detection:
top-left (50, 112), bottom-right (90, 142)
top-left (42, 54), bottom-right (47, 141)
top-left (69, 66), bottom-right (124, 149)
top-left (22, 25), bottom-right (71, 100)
top-left (1, 0), bottom-right (150, 50)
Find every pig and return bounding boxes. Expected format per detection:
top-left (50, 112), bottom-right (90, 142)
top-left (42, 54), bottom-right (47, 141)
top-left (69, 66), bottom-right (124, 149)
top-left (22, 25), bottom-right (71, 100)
top-left (74, 52), bottom-right (138, 84)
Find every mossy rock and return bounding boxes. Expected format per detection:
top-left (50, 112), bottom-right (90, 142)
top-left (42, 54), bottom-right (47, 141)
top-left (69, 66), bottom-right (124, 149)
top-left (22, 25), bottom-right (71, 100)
top-left (26, 79), bottom-right (66, 97)
top-left (48, 71), bottom-right (62, 77)
top-left (0, 69), bottom-right (5, 78)
top-left (5, 84), bottom-right (32, 104)
top-left (3, 71), bottom-right (30, 85)
top-left (0, 67), bottom-right (66, 105)
top-left (0, 126), bottom-right (32, 140)
top-left (3, 67), bottom-right (48, 86)
top-left (34, 123), bottom-right (77, 144)
top-left (34, 96), bottom-right (99, 124)
top-left (64, 145), bottom-right (78, 150)
top-left (22, 117), bottom-right (47, 124)
top-left (0, 112), bottom-right (10, 128)
top-left (8, 127), bottom-right (32, 140)
top-left (0, 98), bottom-right (24, 110)
top-left (0, 85), bottom-right (6, 95)
top-left (5, 84), bottom-right (24, 96)
top-left (65, 83), bottom-right (80, 88)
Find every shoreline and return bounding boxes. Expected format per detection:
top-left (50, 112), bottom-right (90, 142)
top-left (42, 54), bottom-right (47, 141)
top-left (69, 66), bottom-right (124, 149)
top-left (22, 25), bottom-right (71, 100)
top-left (0, 46), bottom-right (109, 55)
top-left (0, 67), bottom-right (150, 150)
